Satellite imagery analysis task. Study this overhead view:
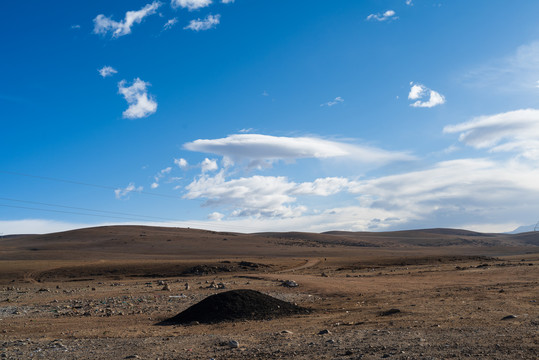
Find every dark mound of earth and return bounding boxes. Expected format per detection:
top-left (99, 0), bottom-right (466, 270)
top-left (158, 289), bottom-right (309, 325)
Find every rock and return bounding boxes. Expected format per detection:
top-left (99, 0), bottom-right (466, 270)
top-left (185, 283), bottom-right (190, 290)
top-left (282, 280), bottom-right (298, 287)
top-left (326, 339), bottom-right (335, 344)
top-left (228, 340), bottom-right (240, 348)
top-left (321, 273), bottom-right (329, 277)
top-left (318, 329), bottom-right (331, 335)
top-left (379, 308), bottom-right (401, 316)
top-left (501, 315), bottom-right (517, 320)
top-left (162, 284), bottom-right (171, 291)
top-left (281, 330), bottom-right (293, 334)
top-left (125, 356), bottom-right (139, 359)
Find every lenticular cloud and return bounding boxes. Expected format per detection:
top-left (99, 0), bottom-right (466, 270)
top-left (183, 134), bottom-right (413, 167)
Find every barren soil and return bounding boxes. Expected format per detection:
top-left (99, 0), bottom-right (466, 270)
top-left (0, 225), bottom-right (538, 359)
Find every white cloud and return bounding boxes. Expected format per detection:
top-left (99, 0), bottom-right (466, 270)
top-left (98, 66), bottom-right (118, 78)
top-left (71, 24), bottom-right (81, 29)
top-left (174, 158), bottom-right (189, 169)
top-left (292, 177), bottom-right (355, 196)
top-left (366, 10), bottom-right (397, 22)
top-left (405, 0), bottom-right (413, 6)
top-left (184, 171), bottom-right (304, 218)
top-left (321, 96), bottom-right (344, 107)
top-left (221, 0), bottom-right (234, 3)
top-left (408, 82), bottom-right (445, 108)
top-left (171, 0), bottom-right (212, 11)
top-left (443, 108), bottom-right (539, 160)
top-left (115, 183), bottom-right (143, 199)
top-left (163, 17), bottom-right (178, 30)
top-left (184, 14), bottom-right (220, 31)
top-left (208, 212), bottom-right (225, 221)
top-left (93, 1), bottom-right (161, 38)
top-left (184, 134), bottom-right (414, 168)
top-left (118, 78), bottom-right (157, 119)
top-left (349, 158), bottom-right (539, 229)
top-left (184, 170), bottom-right (364, 219)
top-left (201, 158), bottom-right (218, 172)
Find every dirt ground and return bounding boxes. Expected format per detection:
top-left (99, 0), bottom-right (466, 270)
top-left (1, 253), bottom-right (538, 359)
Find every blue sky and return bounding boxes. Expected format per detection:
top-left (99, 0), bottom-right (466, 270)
top-left (2, 0), bottom-right (539, 234)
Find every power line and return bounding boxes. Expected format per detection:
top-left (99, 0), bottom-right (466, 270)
top-left (0, 170), bottom-right (181, 199)
top-left (0, 197), bottom-right (178, 222)
top-left (0, 171), bottom-right (265, 233)
top-left (0, 202), bottom-right (262, 233)
top-left (0, 204), bottom-right (161, 222)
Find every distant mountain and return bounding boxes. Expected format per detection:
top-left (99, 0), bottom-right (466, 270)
top-left (1, 225), bottom-right (538, 262)
top-left (507, 224), bottom-right (537, 234)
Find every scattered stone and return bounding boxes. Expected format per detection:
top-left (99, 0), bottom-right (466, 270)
top-left (228, 340), bottom-right (240, 348)
top-left (125, 356), bottom-right (139, 359)
top-left (162, 284), bottom-right (171, 291)
top-left (184, 283), bottom-right (190, 291)
top-left (321, 273), bottom-right (329, 277)
top-left (319, 329), bottom-right (331, 335)
top-left (501, 315), bottom-right (517, 320)
top-left (281, 330), bottom-right (293, 334)
top-left (282, 280), bottom-right (299, 287)
top-left (379, 308), bottom-right (401, 316)
top-left (326, 339), bottom-right (335, 344)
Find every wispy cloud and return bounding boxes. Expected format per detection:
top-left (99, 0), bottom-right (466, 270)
top-left (444, 108), bottom-right (539, 160)
top-left (71, 24), bottom-right (81, 29)
top-left (321, 96), bottom-right (344, 107)
top-left (366, 10), bottom-right (397, 22)
top-left (405, 0), bottom-right (413, 6)
top-left (184, 14), bottom-right (220, 31)
top-left (462, 41), bottom-right (539, 91)
top-left (163, 17), bottom-right (178, 30)
top-left (118, 78), bottom-right (157, 119)
top-left (184, 133), bottom-right (414, 168)
top-left (115, 183), bottom-right (143, 199)
top-left (171, 0), bottom-right (212, 11)
top-left (408, 82), bottom-right (445, 108)
top-left (151, 167), bottom-right (172, 189)
top-left (349, 158), bottom-right (539, 230)
top-left (221, 0), bottom-right (234, 3)
top-left (93, 1), bottom-right (161, 38)
top-left (98, 66), bottom-right (118, 78)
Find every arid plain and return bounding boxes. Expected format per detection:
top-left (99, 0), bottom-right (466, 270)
top-left (1, 226), bottom-right (538, 359)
